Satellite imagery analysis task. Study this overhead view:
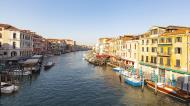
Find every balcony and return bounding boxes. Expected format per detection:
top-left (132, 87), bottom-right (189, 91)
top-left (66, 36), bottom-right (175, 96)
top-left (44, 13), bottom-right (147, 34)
top-left (158, 41), bottom-right (172, 45)
top-left (139, 61), bottom-right (157, 68)
top-left (158, 52), bottom-right (171, 57)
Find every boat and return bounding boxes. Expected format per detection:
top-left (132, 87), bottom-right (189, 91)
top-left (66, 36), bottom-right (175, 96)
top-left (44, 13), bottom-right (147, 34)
top-left (12, 69), bottom-right (31, 76)
top-left (146, 80), bottom-right (190, 101)
top-left (44, 61), bottom-right (55, 70)
top-left (120, 71), bottom-right (129, 77)
top-left (112, 67), bottom-right (123, 72)
top-left (124, 76), bottom-right (142, 87)
top-left (1, 82), bottom-right (19, 94)
top-left (22, 59), bottom-right (41, 72)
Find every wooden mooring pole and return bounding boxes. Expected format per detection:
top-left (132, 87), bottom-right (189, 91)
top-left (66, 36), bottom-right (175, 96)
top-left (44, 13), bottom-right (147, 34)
top-left (0, 72), bottom-right (1, 96)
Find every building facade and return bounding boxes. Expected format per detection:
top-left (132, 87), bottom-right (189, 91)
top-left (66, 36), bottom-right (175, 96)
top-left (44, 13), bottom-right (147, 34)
top-left (0, 24), bottom-right (33, 58)
top-left (95, 25), bottom-right (190, 87)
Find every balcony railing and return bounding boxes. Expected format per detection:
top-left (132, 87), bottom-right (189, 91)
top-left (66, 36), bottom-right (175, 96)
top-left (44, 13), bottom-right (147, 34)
top-left (158, 52), bottom-right (171, 57)
top-left (158, 41), bottom-right (172, 45)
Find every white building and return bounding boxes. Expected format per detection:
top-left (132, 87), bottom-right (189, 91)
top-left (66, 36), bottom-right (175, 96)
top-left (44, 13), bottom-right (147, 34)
top-left (0, 24), bottom-right (33, 58)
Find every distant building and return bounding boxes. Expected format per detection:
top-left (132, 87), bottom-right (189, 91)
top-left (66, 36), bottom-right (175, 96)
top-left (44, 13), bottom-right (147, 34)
top-left (32, 33), bottom-right (44, 55)
top-left (95, 38), bottom-right (112, 55)
top-left (46, 39), bottom-right (67, 55)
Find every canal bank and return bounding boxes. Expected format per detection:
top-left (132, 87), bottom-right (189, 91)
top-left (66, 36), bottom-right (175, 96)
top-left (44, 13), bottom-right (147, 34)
top-left (0, 51), bottom-right (188, 106)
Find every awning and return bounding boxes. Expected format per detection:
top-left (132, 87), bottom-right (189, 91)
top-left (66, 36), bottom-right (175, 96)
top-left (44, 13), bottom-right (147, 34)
top-left (32, 55), bottom-right (43, 59)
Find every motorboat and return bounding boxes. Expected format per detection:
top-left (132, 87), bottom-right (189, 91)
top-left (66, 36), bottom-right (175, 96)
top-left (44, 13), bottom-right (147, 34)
top-left (1, 82), bottom-right (19, 94)
top-left (44, 61), bottom-right (55, 70)
top-left (112, 67), bottom-right (123, 72)
top-left (125, 76), bottom-right (142, 87)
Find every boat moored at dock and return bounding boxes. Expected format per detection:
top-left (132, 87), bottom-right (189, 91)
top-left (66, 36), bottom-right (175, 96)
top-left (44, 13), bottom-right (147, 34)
top-left (124, 76), bottom-right (142, 87)
top-left (1, 82), bottom-right (19, 94)
top-left (22, 59), bottom-right (41, 73)
top-left (146, 80), bottom-right (190, 101)
top-left (112, 67), bottom-right (123, 72)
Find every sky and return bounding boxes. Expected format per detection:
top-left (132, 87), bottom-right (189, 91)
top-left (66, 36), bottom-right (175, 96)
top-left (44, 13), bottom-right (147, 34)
top-left (0, 0), bottom-right (190, 45)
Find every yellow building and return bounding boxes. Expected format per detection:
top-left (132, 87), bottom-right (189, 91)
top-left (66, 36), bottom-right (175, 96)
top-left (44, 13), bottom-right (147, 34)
top-left (158, 26), bottom-right (190, 86)
top-left (139, 26), bottom-right (166, 79)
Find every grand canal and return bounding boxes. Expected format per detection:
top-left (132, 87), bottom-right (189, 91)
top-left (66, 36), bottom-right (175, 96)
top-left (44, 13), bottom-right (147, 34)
top-left (0, 51), bottom-right (189, 106)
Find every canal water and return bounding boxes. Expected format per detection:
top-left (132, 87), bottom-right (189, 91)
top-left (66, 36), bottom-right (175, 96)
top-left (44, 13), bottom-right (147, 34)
top-left (0, 51), bottom-right (189, 106)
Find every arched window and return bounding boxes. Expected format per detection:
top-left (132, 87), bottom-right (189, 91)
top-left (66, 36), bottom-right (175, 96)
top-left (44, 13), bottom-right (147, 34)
top-left (11, 51), bottom-right (17, 57)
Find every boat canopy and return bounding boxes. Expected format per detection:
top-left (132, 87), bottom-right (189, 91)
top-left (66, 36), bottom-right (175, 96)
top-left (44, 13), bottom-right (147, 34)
top-left (112, 67), bottom-right (124, 72)
top-left (22, 59), bottom-right (39, 66)
top-left (32, 55), bottom-right (43, 59)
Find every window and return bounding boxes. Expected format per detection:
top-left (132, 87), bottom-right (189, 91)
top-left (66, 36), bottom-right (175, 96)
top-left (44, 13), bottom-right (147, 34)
top-left (147, 47), bottom-right (149, 52)
top-left (151, 29), bottom-right (158, 35)
top-left (20, 33), bottom-right (22, 39)
top-left (160, 57), bottom-right (163, 65)
top-left (142, 47), bottom-right (144, 52)
top-left (167, 58), bottom-right (170, 66)
top-left (152, 39), bottom-right (157, 44)
top-left (13, 42), bottom-right (16, 49)
top-left (175, 59), bottom-right (180, 67)
top-left (0, 42), bottom-right (1, 47)
top-left (152, 39), bottom-right (154, 44)
top-left (13, 33), bottom-right (16, 39)
top-left (153, 57), bottom-right (157, 64)
top-left (175, 37), bottom-right (182, 42)
top-left (166, 38), bottom-right (172, 43)
top-left (151, 56), bottom-right (153, 63)
top-left (160, 38), bottom-right (165, 43)
top-left (146, 40), bottom-right (149, 45)
top-left (0, 33), bottom-right (2, 38)
top-left (167, 47), bottom-right (171, 55)
top-left (4, 52), bottom-right (7, 55)
top-left (142, 40), bottom-right (144, 45)
top-left (135, 44), bottom-right (136, 49)
top-left (152, 47), bottom-right (156, 52)
top-left (175, 47), bottom-right (182, 54)
top-left (160, 47), bottom-right (163, 53)
top-left (146, 56), bottom-right (148, 62)
top-left (0, 28), bottom-right (2, 31)
top-left (141, 55), bottom-right (144, 61)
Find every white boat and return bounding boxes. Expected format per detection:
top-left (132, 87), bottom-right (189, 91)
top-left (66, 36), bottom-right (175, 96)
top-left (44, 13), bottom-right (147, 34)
top-left (44, 61), bottom-right (55, 69)
top-left (124, 75), bottom-right (142, 87)
top-left (120, 71), bottom-right (129, 77)
top-left (12, 69), bottom-right (31, 76)
top-left (1, 82), bottom-right (19, 94)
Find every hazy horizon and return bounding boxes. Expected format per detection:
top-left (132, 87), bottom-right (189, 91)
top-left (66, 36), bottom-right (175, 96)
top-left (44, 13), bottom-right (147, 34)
top-left (1, 0), bottom-right (190, 45)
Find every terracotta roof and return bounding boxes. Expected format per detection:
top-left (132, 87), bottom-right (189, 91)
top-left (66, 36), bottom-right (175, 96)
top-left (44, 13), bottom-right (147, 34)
top-left (166, 25), bottom-right (190, 29)
top-left (0, 24), bottom-right (20, 31)
top-left (161, 29), bottom-right (190, 36)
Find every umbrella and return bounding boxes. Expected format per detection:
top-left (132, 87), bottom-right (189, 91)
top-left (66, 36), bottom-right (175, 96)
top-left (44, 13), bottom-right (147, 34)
top-left (131, 67), bottom-right (136, 75)
top-left (139, 67), bottom-right (143, 77)
top-left (152, 70), bottom-right (158, 83)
